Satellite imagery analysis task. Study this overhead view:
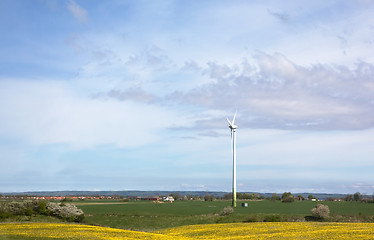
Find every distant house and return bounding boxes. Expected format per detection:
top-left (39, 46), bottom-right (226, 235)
top-left (163, 196), bottom-right (174, 202)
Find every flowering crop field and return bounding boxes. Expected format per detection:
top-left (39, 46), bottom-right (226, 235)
top-left (158, 222), bottom-right (374, 239)
top-left (0, 223), bottom-right (185, 240)
top-left (1, 222), bottom-right (374, 239)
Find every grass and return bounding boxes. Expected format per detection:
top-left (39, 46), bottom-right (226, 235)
top-left (79, 201), bottom-right (227, 231)
top-left (234, 200), bottom-right (374, 216)
top-left (0, 215), bottom-right (64, 224)
top-left (76, 200), bottom-right (374, 231)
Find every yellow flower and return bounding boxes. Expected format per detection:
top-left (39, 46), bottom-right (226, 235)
top-left (1, 222), bottom-right (374, 239)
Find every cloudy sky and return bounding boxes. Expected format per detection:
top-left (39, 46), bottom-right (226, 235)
top-left (1, 0), bottom-right (373, 194)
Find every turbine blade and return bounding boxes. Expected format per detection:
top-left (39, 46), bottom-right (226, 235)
top-left (227, 118), bottom-right (232, 126)
top-left (232, 111), bottom-right (237, 125)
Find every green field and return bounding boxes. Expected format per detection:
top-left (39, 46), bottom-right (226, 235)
top-left (77, 200), bottom-right (374, 231)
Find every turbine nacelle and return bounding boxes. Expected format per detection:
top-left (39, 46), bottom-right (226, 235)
top-left (227, 112), bottom-right (238, 130)
top-left (228, 122), bottom-right (237, 129)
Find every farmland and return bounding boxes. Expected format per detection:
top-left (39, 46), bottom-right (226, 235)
top-left (1, 199), bottom-right (374, 239)
top-left (77, 200), bottom-right (374, 231)
top-left (1, 222), bottom-right (374, 239)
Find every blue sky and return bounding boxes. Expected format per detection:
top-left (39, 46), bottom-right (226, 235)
top-left (1, 0), bottom-right (374, 194)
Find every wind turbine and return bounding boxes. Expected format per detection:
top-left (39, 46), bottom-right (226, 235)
top-left (227, 112), bottom-right (237, 207)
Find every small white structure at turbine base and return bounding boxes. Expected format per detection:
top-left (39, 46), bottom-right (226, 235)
top-left (227, 112), bottom-right (237, 207)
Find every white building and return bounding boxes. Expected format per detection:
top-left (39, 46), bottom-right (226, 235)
top-left (163, 196), bottom-right (174, 202)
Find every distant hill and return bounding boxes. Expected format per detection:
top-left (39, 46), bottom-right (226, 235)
top-left (1, 190), bottom-right (227, 198)
top-left (0, 190), bottom-right (353, 200)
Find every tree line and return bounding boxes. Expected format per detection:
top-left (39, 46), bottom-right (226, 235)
top-left (201, 192), bottom-right (373, 202)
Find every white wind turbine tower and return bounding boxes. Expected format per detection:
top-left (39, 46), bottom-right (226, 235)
top-left (227, 112), bottom-right (238, 207)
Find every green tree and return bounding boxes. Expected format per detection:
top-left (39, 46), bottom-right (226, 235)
top-left (37, 200), bottom-right (48, 215)
top-left (344, 194), bottom-right (353, 201)
top-left (236, 192), bottom-right (243, 199)
top-left (252, 193), bottom-right (261, 199)
top-left (271, 193), bottom-right (280, 201)
top-left (25, 207), bottom-right (33, 217)
top-left (281, 192), bottom-right (294, 203)
top-left (353, 192), bottom-right (362, 202)
top-left (222, 193), bottom-right (232, 200)
top-left (173, 192), bottom-right (182, 200)
top-left (242, 193), bottom-right (252, 199)
top-left (204, 194), bottom-right (215, 201)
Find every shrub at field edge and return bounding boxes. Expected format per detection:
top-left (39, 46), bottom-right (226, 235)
top-left (0, 200), bottom-right (84, 223)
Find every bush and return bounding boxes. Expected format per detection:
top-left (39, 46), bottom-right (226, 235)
top-left (204, 194), bottom-right (215, 201)
top-left (264, 215), bottom-right (281, 222)
top-left (47, 202), bottom-right (84, 222)
top-left (311, 204), bottom-right (330, 219)
top-left (25, 207), bottom-right (33, 216)
top-left (0, 200), bottom-right (84, 222)
top-left (0, 211), bottom-right (11, 219)
top-left (37, 200), bottom-right (48, 215)
top-left (271, 193), bottom-right (281, 201)
top-left (0, 203), bottom-right (13, 219)
top-left (245, 215), bottom-right (263, 222)
top-left (0, 201), bottom-right (38, 218)
top-left (281, 197), bottom-right (294, 203)
top-left (220, 206), bottom-right (234, 216)
top-left (281, 192), bottom-right (295, 203)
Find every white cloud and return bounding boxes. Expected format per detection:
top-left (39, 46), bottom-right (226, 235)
top-left (172, 53), bottom-right (374, 130)
top-left (67, 0), bottom-right (88, 24)
top-left (267, 9), bottom-right (290, 23)
top-left (0, 79), bottom-right (176, 148)
top-left (94, 87), bottom-right (158, 104)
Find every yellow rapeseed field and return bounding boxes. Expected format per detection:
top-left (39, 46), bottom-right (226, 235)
top-left (158, 222), bottom-right (374, 239)
top-left (0, 223), bottom-right (186, 240)
top-left (1, 222), bottom-right (374, 239)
